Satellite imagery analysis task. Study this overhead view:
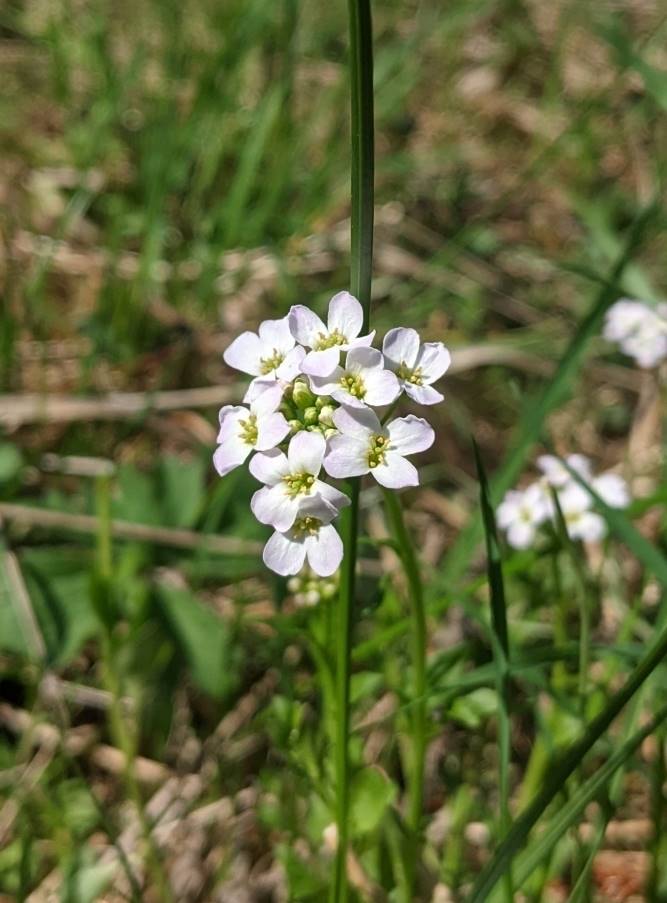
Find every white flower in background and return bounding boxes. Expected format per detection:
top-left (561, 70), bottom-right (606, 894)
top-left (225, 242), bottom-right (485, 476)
top-left (536, 454), bottom-right (593, 489)
top-left (592, 472), bottom-right (630, 508)
top-left (289, 291), bottom-right (375, 376)
top-left (603, 298), bottom-right (667, 369)
top-left (213, 384), bottom-right (290, 477)
top-left (309, 347), bottom-right (400, 409)
top-left (324, 406), bottom-right (434, 488)
top-left (497, 483), bottom-right (551, 549)
top-left (382, 327), bottom-right (451, 405)
top-left (262, 496), bottom-right (343, 577)
top-left (249, 430), bottom-right (349, 531)
top-left (223, 316), bottom-right (306, 392)
top-left (556, 483), bottom-right (606, 543)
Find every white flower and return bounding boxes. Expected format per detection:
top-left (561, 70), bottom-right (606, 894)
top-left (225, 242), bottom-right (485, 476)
top-left (536, 454), bottom-right (592, 489)
top-left (223, 316), bottom-right (306, 392)
top-left (213, 383), bottom-right (289, 477)
top-left (497, 483), bottom-right (551, 549)
top-left (249, 430), bottom-right (349, 531)
top-left (308, 346), bottom-right (399, 409)
top-left (323, 406), bottom-right (434, 488)
top-left (603, 299), bottom-right (667, 369)
top-left (262, 495), bottom-right (343, 577)
top-left (382, 327), bottom-right (451, 405)
top-left (592, 472), bottom-right (630, 508)
top-left (289, 292), bottom-right (375, 377)
top-left (556, 483), bottom-right (606, 543)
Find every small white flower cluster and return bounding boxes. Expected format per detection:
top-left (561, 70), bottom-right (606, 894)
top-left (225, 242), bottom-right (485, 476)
top-left (497, 454), bottom-right (630, 550)
top-left (214, 292), bottom-right (450, 576)
top-left (287, 568), bottom-right (339, 608)
top-left (604, 298), bottom-right (667, 369)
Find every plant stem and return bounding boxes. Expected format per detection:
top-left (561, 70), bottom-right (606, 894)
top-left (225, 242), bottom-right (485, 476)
top-left (331, 3), bottom-right (374, 900)
top-left (383, 489), bottom-right (427, 893)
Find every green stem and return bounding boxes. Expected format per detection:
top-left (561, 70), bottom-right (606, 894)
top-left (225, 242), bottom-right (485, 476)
top-left (331, 3), bottom-right (374, 901)
top-left (383, 490), bottom-right (427, 893)
top-left (648, 720), bottom-right (666, 901)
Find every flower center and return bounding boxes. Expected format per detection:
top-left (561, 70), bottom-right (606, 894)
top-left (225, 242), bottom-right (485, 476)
top-left (340, 372), bottom-right (366, 398)
top-left (292, 515), bottom-right (322, 536)
top-left (282, 472), bottom-right (316, 498)
top-left (367, 433), bottom-right (390, 469)
top-left (259, 349), bottom-right (285, 374)
top-left (238, 414), bottom-right (258, 446)
top-left (397, 361), bottom-right (424, 386)
top-left (314, 330), bottom-right (346, 351)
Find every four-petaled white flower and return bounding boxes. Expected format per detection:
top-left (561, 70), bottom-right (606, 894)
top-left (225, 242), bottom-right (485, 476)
top-left (324, 406), bottom-right (434, 488)
top-left (497, 484), bottom-right (551, 550)
top-left (556, 483), bottom-right (606, 543)
top-left (382, 327), bottom-right (451, 405)
top-left (289, 292), bottom-right (375, 377)
top-left (309, 346), bottom-right (400, 409)
top-left (603, 298), bottom-right (667, 369)
top-left (537, 454), bottom-right (592, 489)
top-left (262, 495), bottom-right (344, 577)
top-left (223, 316), bottom-right (305, 392)
top-left (213, 383), bottom-right (290, 477)
top-left (250, 430), bottom-right (349, 532)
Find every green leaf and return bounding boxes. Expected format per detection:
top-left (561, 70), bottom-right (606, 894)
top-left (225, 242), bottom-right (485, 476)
top-left (450, 687), bottom-right (498, 729)
top-left (157, 585), bottom-right (235, 699)
top-left (159, 454), bottom-right (205, 528)
top-left (0, 443), bottom-right (22, 485)
top-left (350, 767), bottom-right (396, 835)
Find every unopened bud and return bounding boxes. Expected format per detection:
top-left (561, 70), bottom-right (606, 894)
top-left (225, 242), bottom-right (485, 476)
top-left (303, 406), bottom-right (319, 425)
top-left (318, 405), bottom-right (335, 426)
top-left (292, 379), bottom-right (316, 410)
top-left (288, 419), bottom-right (303, 433)
top-left (286, 577), bottom-right (301, 593)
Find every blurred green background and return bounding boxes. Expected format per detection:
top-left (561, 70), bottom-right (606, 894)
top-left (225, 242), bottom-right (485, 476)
top-left (1, 0), bottom-right (666, 900)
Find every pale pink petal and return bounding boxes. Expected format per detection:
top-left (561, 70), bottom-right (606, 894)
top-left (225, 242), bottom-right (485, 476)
top-left (287, 431), bottom-right (326, 475)
top-left (404, 384), bottom-right (444, 405)
top-left (387, 415), bottom-right (435, 455)
top-left (263, 531), bottom-right (306, 576)
top-left (326, 291), bottom-right (363, 339)
top-left (276, 345), bottom-right (306, 381)
top-left (223, 332), bottom-right (262, 375)
top-left (301, 346), bottom-right (342, 377)
top-left (252, 485), bottom-right (298, 531)
top-left (363, 368), bottom-right (400, 407)
top-left (309, 368), bottom-right (344, 397)
top-left (592, 473), bottom-right (630, 508)
top-left (249, 448), bottom-right (290, 485)
top-left (330, 386), bottom-right (367, 408)
top-left (288, 305), bottom-right (327, 346)
top-left (372, 452), bottom-right (418, 489)
top-left (316, 481), bottom-right (351, 512)
top-left (213, 435), bottom-right (251, 477)
top-left (569, 512), bottom-right (606, 543)
top-left (507, 520), bottom-right (536, 549)
top-left (382, 327), bottom-right (420, 368)
top-left (243, 377), bottom-right (281, 404)
top-left (250, 382), bottom-right (283, 415)
top-left (255, 413), bottom-right (290, 451)
top-left (258, 317), bottom-right (295, 354)
top-left (305, 524), bottom-right (343, 576)
top-left (345, 346), bottom-right (383, 373)
top-left (496, 492), bottom-right (522, 530)
top-left (323, 436), bottom-right (369, 479)
top-left (332, 405), bottom-right (380, 439)
top-left (295, 494), bottom-right (339, 524)
top-left (346, 330), bottom-right (376, 350)
top-left (416, 342), bottom-right (451, 383)
top-left (216, 406), bottom-right (245, 443)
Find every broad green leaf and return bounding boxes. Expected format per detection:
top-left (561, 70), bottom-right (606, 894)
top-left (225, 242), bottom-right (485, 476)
top-left (159, 454), bottom-right (205, 528)
top-left (350, 767), bottom-right (396, 835)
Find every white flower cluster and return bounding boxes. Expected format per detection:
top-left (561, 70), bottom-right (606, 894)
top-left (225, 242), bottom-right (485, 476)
top-left (604, 298), bottom-right (667, 369)
top-left (498, 454), bottom-right (630, 550)
top-left (214, 292), bottom-right (450, 576)
top-left (286, 568), bottom-right (339, 608)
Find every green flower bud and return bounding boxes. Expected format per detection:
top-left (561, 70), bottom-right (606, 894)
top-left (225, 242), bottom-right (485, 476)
top-left (318, 404), bottom-right (335, 426)
top-left (303, 406), bottom-right (319, 425)
top-left (292, 379), bottom-right (316, 410)
top-left (288, 419), bottom-right (304, 433)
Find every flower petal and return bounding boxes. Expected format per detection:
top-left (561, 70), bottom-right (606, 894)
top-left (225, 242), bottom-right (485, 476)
top-left (249, 448), bottom-right (290, 485)
top-left (295, 494), bottom-right (339, 524)
top-left (258, 316), bottom-right (295, 354)
top-left (404, 383), bottom-right (444, 405)
top-left (252, 485), bottom-right (297, 531)
top-left (332, 405), bottom-right (381, 439)
top-left (387, 415), bottom-right (435, 455)
top-left (216, 406), bottom-right (245, 443)
top-left (243, 377), bottom-right (280, 404)
top-left (363, 368), bottom-right (400, 406)
top-left (326, 291), bottom-right (363, 339)
top-left (301, 346), bottom-right (343, 377)
top-left (382, 327), bottom-right (420, 368)
top-left (507, 520), bottom-right (536, 549)
top-left (316, 481), bottom-right (351, 512)
top-left (568, 511), bottom-right (606, 543)
top-left (287, 430), bottom-right (326, 475)
top-left (345, 345), bottom-right (383, 372)
top-left (263, 531), bottom-right (306, 576)
top-left (276, 345), bottom-right (306, 381)
top-left (330, 387), bottom-right (367, 408)
top-left (323, 436), bottom-right (369, 479)
top-left (305, 524), bottom-right (343, 576)
top-left (223, 331), bottom-right (262, 375)
top-left (372, 452), bottom-right (419, 489)
top-left (309, 368), bottom-right (344, 397)
top-left (288, 305), bottom-right (327, 347)
top-left (347, 330), bottom-right (376, 350)
top-left (416, 342), bottom-right (451, 382)
top-left (250, 382), bottom-right (283, 415)
top-left (213, 434), bottom-right (251, 477)
top-left (255, 413), bottom-right (290, 451)
top-left (592, 473), bottom-right (630, 508)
